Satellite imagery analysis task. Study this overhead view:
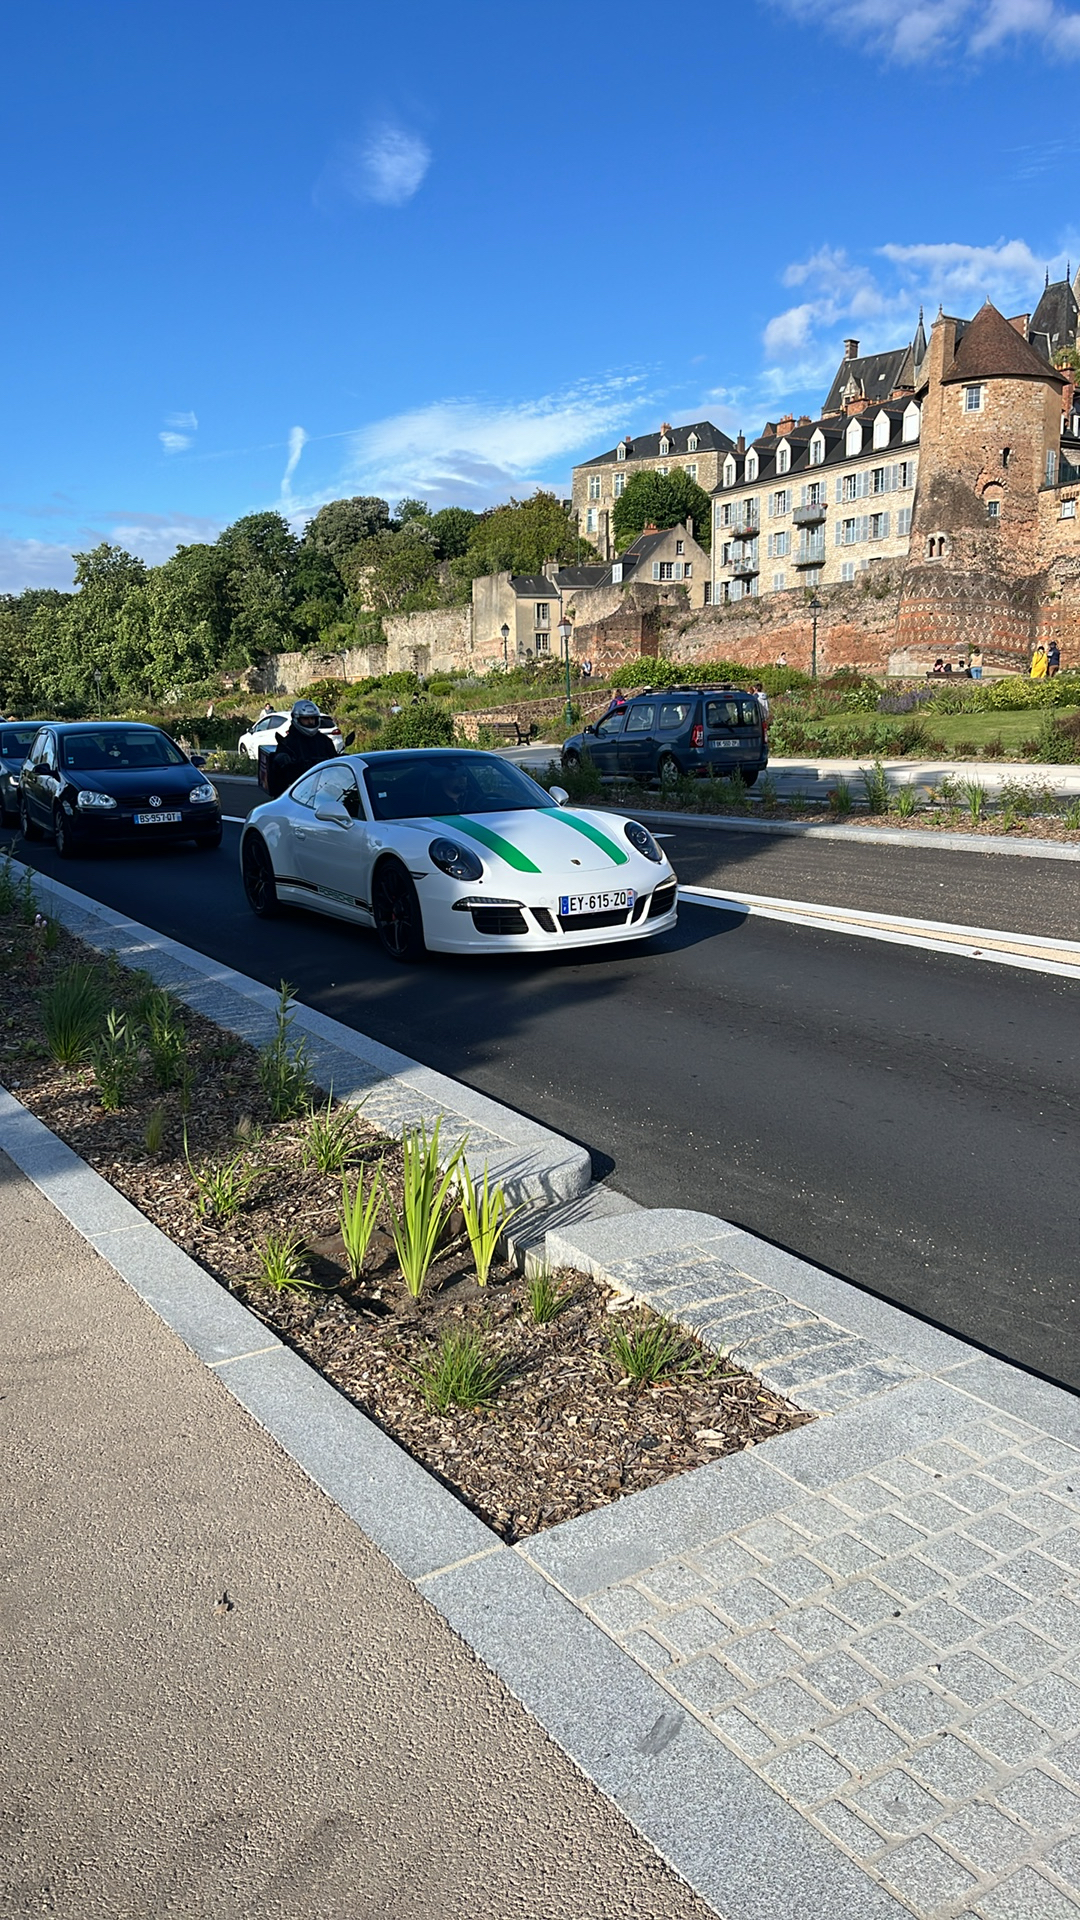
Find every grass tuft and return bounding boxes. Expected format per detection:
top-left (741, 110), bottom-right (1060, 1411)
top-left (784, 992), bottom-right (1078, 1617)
top-left (386, 1119), bottom-right (462, 1300)
top-left (254, 1229), bottom-right (309, 1291)
top-left (338, 1165), bottom-right (383, 1282)
top-left (526, 1267), bottom-right (576, 1324)
top-left (414, 1325), bottom-right (504, 1414)
top-left (301, 1090), bottom-right (363, 1173)
top-left (40, 963), bottom-right (104, 1066)
top-left (608, 1314), bottom-right (701, 1386)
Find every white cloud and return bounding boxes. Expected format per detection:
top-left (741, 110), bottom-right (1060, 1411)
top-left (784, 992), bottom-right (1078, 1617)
top-left (160, 409), bottom-right (198, 456)
top-left (280, 425), bottom-right (308, 501)
top-left (291, 376), bottom-right (646, 513)
top-left (0, 537), bottom-right (77, 592)
top-left (768, 0), bottom-right (1080, 59)
top-left (159, 431), bottom-right (193, 455)
top-left (166, 410), bottom-right (198, 431)
top-left (106, 512), bottom-right (222, 566)
top-left (333, 123), bottom-right (432, 208)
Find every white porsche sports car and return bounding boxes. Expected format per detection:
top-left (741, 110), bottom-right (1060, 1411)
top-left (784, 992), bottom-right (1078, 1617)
top-left (239, 748), bottom-right (678, 961)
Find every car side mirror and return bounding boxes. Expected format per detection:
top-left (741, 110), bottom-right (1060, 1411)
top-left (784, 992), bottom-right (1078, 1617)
top-left (549, 786), bottom-right (569, 807)
top-left (314, 798), bottom-right (352, 826)
top-left (584, 724), bottom-right (596, 736)
top-left (190, 752), bottom-right (207, 768)
top-left (344, 731), bottom-right (356, 748)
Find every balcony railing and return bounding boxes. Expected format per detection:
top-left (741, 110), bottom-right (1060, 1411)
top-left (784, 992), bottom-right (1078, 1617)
top-left (725, 549), bottom-right (760, 577)
top-left (729, 518), bottom-right (759, 540)
top-left (792, 502), bottom-right (827, 527)
top-left (794, 543), bottom-right (826, 568)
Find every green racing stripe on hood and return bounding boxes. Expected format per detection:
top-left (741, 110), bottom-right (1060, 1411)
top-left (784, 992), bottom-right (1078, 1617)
top-left (432, 815), bottom-right (541, 873)
top-left (546, 809), bottom-right (629, 866)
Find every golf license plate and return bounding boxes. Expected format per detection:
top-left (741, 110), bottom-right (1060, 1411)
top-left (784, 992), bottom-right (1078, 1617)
top-left (134, 811), bottom-right (182, 825)
top-left (559, 888), bottom-right (634, 916)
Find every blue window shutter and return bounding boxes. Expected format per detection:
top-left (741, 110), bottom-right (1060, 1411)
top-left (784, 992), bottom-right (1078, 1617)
top-left (834, 520), bottom-right (842, 546)
top-left (800, 484), bottom-right (807, 506)
top-left (834, 477), bottom-right (842, 504)
top-left (882, 512), bottom-right (890, 537)
top-left (652, 562), bottom-right (660, 580)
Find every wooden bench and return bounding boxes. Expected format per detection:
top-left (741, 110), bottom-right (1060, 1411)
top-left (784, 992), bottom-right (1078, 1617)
top-left (487, 719), bottom-right (536, 746)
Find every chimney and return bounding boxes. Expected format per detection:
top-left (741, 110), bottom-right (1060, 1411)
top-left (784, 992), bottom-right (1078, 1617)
top-left (845, 393), bottom-right (869, 415)
top-left (643, 521), bottom-right (658, 533)
top-left (686, 517), bottom-right (693, 540)
top-left (844, 338), bottom-right (859, 361)
top-left (736, 431), bottom-right (746, 455)
top-left (797, 414), bottom-right (811, 426)
top-left (776, 413), bottom-right (795, 436)
top-left (660, 422), bottom-right (671, 435)
top-left (1008, 313), bottom-right (1030, 337)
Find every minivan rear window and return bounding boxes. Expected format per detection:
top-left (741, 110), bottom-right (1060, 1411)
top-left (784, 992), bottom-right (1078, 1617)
top-left (706, 698), bottom-right (759, 730)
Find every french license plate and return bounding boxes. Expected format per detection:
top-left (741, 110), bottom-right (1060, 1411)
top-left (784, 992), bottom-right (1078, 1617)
top-left (712, 739), bottom-right (739, 748)
top-left (559, 889), bottom-right (634, 915)
top-left (134, 811), bottom-right (182, 825)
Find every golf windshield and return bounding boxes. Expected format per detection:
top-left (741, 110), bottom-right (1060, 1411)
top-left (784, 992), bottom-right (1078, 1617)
top-left (61, 729), bottom-right (187, 771)
top-left (363, 753), bottom-right (551, 820)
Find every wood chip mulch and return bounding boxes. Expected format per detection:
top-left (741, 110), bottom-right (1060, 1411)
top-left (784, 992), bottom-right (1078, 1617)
top-left (1, 908), bottom-right (809, 1543)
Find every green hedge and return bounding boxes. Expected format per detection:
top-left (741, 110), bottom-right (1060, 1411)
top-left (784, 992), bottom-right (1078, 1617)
top-left (606, 658), bottom-right (810, 695)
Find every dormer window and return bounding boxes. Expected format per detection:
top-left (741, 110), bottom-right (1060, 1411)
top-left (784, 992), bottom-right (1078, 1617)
top-left (902, 401), bottom-right (920, 443)
top-left (777, 442), bottom-right (790, 473)
top-left (617, 442), bottom-right (626, 462)
top-left (659, 435), bottom-right (670, 456)
top-left (687, 433), bottom-right (698, 453)
top-left (872, 411), bottom-right (890, 450)
top-left (723, 458), bottom-right (736, 487)
top-left (809, 432), bottom-right (825, 466)
top-left (745, 450), bottom-right (758, 481)
top-left (845, 418), bottom-right (863, 457)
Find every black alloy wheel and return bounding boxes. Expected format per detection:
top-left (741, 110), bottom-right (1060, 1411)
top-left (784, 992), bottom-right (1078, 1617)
top-left (20, 795), bottom-right (42, 841)
top-left (53, 805), bottom-right (77, 858)
top-left (561, 748), bottom-right (581, 770)
top-left (194, 826), bottom-right (223, 850)
top-left (241, 833), bottom-right (280, 917)
top-left (372, 858), bottom-right (427, 963)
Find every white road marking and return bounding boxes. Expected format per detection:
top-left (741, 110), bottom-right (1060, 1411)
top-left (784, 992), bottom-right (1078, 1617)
top-left (679, 883), bottom-right (1080, 982)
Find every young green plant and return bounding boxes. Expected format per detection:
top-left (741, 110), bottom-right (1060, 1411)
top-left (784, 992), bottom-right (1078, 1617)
top-left (254, 1229), bottom-right (309, 1292)
top-left (257, 980), bottom-right (314, 1120)
top-left (92, 1009), bottom-right (138, 1111)
top-left (302, 1091), bottom-right (362, 1174)
top-left (385, 1119), bottom-right (462, 1299)
top-left (861, 761), bottom-right (889, 815)
top-left (458, 1160), bottom-right (521, 1287)
top-left (526, 1266), bottom-right (576, 1324)
top-left (338, 1164), bottom-right (383, 1282)
top-left (191, 1149), bottom-right (258, 1223)
top-left (609, 1314), bottom-right (699, 1386)
top-left (414, 1325), bottom-right (504, 1414)
top-left (40, 963), bottom-right (105, 1066)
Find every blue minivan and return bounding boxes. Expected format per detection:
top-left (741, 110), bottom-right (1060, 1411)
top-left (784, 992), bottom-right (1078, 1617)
top-left (562, 687), bottom-right (768, 786)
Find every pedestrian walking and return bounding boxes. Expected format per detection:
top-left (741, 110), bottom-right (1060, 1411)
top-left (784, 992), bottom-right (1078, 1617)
top-left (751, 682), bottom-right (770, 725)
top-left (1030, 643), bottom-right (1048, 680)
top-left (775, 650), bottom-right (788, 668)
top-left (969, 648), bottom-right (983, 682)
top-left (581, 658), bottom-right (593, 680)
top-left (1047, 640), bottom-right (1061, 677)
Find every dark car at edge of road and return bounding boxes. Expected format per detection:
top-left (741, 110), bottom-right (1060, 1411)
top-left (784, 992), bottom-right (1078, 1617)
top-left (0, 720), bottom-right (46, 824)
top-left (18, 721), bottom-right (223, 857)
top-left (560, 686), bottom-right (768, 787)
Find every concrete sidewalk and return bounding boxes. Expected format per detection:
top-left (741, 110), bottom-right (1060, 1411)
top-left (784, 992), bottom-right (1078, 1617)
top-left (0, 1152), bottom-right (715, 1920)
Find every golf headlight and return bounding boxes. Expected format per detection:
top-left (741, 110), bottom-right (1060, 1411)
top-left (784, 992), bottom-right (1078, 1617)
top-left (624, 820), bottom-right (663, 862)
top-left (429, 837), bottom-right (483, 882)
top-left (189, 783), bottom-right (217, 804)
top-left (76, 789), bottom-right (117, 811)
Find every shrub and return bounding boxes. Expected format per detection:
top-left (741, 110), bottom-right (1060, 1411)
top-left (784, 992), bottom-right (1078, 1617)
top-left (828, 779), bottom-right (852, 817)
top-left (606, 658), bottom-right (809, 695)
top-left (532, 755), bottom-right (602, 801)
top-left (41, 963), bottom-right (105, 1066)
top-left (862, 761), bottom-right (888, 814)
top-left (380, 703), bottom-right (454, 750)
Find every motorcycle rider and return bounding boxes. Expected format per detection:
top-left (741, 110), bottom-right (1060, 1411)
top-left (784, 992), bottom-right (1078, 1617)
top-left (266, 700), bottom-right (336, 796)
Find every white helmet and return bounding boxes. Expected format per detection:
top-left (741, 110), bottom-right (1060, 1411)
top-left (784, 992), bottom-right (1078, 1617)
top-left (291, 700), bottom-right (321, 732)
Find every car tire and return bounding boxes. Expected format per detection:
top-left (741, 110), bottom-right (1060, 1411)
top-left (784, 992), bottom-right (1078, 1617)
top-left (372, 858), bottom-right (427, 963)
top-left (53, 806), bottom-right (78, 858)
top-left (194, 827), bottom-right (223, 850)
top-left (561, 748), bottom-right (581, 770)
top-left (240, 743), bottom-right (253, 759)
top-left (20, 796), bottom-right (42, 842)
top-left (657, 753), bottom-right (680, 786)
top-left (241, 832), bottom-right (280, 917)
top-left (741, 769), bottom-right (759, 789)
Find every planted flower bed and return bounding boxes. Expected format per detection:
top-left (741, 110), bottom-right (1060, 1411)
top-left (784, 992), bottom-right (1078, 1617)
top-left (0, 858), bottom-right (807, 1543)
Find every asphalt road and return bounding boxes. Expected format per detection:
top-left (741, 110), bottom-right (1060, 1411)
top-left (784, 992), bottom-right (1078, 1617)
top-left (6, 801), bottom-right (1079, 1389)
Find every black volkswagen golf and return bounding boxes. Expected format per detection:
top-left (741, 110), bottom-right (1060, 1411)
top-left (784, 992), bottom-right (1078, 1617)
top-left (19, 722), bottom-right (222, 857)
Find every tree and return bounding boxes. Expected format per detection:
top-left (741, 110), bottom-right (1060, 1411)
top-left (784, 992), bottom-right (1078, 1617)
top-left (395, 497), bottom-right (430, 527)
top-left (215, 512), bottom-right (302, 657)
top-left (611, 468), bottom-right (713, 553)
top-left (303, 496), bottom-right (391, 569)
top-left (428, 505), bottom-right (477, 560)
top-left (457, 491), bottom-right (589, 581)
top-left (146, 544), bottom-right (231, 692)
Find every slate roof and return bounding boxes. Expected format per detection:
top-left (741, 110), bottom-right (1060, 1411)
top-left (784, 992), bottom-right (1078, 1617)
top-left (616, 524), bottom-right (705, 571)
top-left (576, 422), bottom-right (733, 468)
top-left (822, 346), bottom-right (915, 416)
top-left (1029, 277), bottom-right (1079, 359)
top-left (711, 402), bottom-right (918, 492)
top-left (509, 574), bottom-right (558, 597)
top-left (942, 301), bottom-right (1066, 387)
top-left (552, 565), bottom-right (613, 589)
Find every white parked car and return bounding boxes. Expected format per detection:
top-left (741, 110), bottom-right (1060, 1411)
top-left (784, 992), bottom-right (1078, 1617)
top-left (237, 710), bottom-right (344, 760)
top-left (239, 748), bottom-right (678, 961)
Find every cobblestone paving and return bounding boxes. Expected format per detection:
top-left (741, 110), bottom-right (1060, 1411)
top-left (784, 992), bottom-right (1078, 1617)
top-left (578, 1410), bottom-right (1080, 1918)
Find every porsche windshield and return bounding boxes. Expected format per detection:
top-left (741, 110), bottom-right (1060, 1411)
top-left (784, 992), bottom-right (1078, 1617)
top-left (60, 729), bottom-right (186, 771)
top-left (363, 754), bottom-right (550, 821)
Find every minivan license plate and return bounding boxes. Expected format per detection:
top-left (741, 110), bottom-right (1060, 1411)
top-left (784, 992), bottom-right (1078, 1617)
top-left (559, 889), bottom-right (634, 915)
top-left (134, 811), bottom-right (182, 825)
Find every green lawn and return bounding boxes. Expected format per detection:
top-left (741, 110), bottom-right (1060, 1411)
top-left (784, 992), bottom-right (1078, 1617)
top-left (929, 708), bottom-right (1078, 754)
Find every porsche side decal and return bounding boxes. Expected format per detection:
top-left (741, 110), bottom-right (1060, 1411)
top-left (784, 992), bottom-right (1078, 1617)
top-left (433, 815), bottom-right (541, 873)
top-left (546, 811), bottom-right (629, 866)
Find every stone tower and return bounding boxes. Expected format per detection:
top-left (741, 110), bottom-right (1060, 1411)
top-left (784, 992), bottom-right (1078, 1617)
top-left (898, 302), bottom-right (1066, 658)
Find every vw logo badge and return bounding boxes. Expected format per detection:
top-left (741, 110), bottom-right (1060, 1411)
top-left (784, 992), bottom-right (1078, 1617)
top-left (148, 795), bottom-right (162, 807)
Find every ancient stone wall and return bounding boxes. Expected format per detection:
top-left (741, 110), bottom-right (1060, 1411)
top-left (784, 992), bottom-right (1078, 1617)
top-left (660, 577), bottom-right (904, 676)
top-left (454, 692), bottom-right (613, 742)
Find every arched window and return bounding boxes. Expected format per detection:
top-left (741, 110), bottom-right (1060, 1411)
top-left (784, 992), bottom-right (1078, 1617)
top-left (745, 450), bottom-right (758, 482)
top-left (777, 442), bottom-right (790, 473)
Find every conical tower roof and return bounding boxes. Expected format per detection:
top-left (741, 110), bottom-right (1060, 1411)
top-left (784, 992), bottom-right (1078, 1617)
top-left (942, 300), bottom-right (1066, 387)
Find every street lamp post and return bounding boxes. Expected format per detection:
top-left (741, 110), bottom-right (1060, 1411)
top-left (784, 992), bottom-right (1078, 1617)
top-left (499, 622), bottom-right (510, 670)
top-left (557, 615), bottom-right (573, 727)
top-left (808, 593), bottom-right (823, 680)
top-left (93, 668), bottom-right (103, 712)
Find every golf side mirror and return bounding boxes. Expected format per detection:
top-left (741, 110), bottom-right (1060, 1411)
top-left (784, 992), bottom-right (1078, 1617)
top-left (190, 752), bottom-right (207, 768)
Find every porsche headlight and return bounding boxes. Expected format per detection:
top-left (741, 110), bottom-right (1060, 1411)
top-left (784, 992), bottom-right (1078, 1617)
top-left (624, 820), bottom-right (663, 863)
top-left (76, 789), bottom-right (117, 811)
top-left (188, 783), bottom-right (217, 804)
top-left (429, 837), bottom-right (483, 882)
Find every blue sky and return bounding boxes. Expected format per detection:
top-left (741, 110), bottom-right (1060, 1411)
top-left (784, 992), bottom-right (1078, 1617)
top-left (4, 0), bottom-right (1080, 590)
